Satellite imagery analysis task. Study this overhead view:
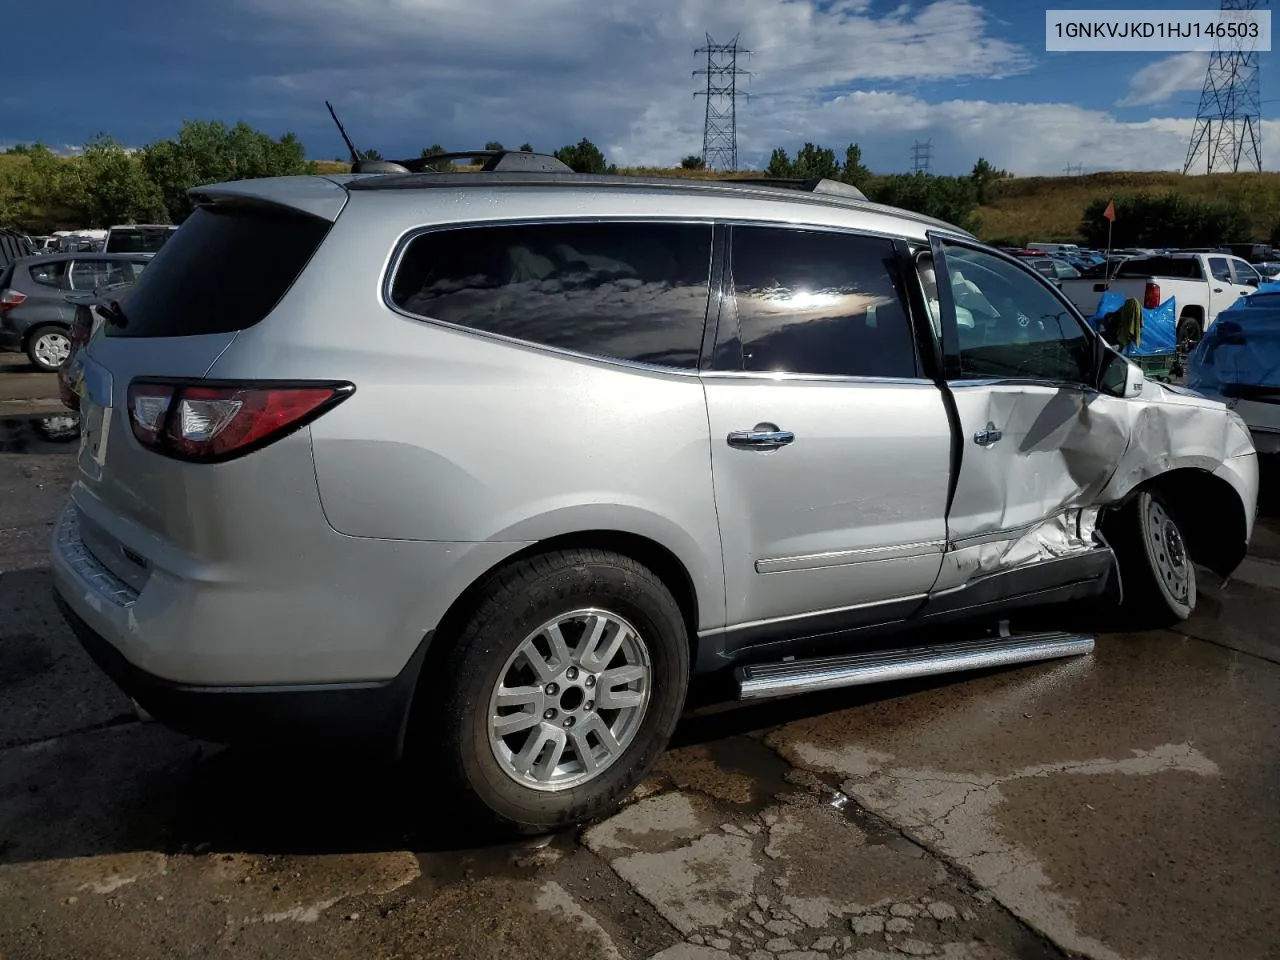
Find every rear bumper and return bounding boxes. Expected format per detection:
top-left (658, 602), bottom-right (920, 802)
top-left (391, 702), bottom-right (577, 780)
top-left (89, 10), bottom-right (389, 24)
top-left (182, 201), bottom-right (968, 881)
top-left (54, 589), bottom-right (427, 754)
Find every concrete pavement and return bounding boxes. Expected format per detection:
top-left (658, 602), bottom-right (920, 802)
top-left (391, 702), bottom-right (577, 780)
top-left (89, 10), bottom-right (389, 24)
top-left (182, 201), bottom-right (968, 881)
top-left (0, 420), bottom-right (1276, 959)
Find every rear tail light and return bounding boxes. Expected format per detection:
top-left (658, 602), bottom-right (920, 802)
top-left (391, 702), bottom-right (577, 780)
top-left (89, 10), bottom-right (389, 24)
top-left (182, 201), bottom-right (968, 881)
top-left (0, 289), bottom-right (26, 314)
top-left (1143, 281), bottom-right (1161, 310)
top-left (127, 380), bottom-right (354, 463)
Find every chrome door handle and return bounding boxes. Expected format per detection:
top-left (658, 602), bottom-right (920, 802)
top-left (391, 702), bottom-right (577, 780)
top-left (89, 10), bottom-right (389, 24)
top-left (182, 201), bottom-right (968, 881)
top-left (728, 425), bottom-right (795, 450)
top-left (973, 422), bottom-right (1003, 446)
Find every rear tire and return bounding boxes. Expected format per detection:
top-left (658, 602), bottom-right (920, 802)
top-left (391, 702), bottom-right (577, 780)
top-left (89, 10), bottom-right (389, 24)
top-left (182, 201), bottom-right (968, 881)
top-left (1108, 489), bottom-right (1196, 628)
top-left (1176, 314), bottom-right (1203, 356)
top-left (408, 548), bottom-right (690, 835)
top-left (26, 325), bottom-right (71, 373)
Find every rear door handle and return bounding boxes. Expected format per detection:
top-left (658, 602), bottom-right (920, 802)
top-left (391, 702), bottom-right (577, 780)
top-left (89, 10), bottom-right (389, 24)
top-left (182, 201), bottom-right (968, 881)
top-left (728, 425), bottom-right (795, 450)
top-left (973, 422), bottom-right (1003, 446)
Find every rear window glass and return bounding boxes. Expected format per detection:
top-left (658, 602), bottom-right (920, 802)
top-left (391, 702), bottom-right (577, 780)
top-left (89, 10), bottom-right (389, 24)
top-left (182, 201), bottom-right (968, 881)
top-left (1114, 257), bottom-right (1203, 280)
top-left (105, 205), bottom-right (330, 338)
top-left (104, 227), bottom-right (174, 254)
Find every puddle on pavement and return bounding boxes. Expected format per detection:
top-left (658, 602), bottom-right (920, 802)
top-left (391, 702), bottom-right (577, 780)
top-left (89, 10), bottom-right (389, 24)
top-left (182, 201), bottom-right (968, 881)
top-left (0, 414), bottom-right (80, 453)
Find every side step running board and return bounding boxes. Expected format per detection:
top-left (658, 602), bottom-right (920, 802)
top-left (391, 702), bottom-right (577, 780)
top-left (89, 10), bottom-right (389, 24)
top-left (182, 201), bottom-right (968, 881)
top-left (734, 632), bottom-right (1094, 701)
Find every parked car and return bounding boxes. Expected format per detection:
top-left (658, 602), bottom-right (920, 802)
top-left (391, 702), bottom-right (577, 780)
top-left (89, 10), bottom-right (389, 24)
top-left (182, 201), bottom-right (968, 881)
top-left (1058, 252), bottom-right (1263, 352)
top-left (0, 253), bottom-right (152, 371)
top-left (103, 224), bottom-right (177, 255)
top-left (51, 157), bottom-right (1259, 834)
top-left (1186, 291), bottom-right (1280, 453)
top-left (1020, 256), bottom-right (1081, 283)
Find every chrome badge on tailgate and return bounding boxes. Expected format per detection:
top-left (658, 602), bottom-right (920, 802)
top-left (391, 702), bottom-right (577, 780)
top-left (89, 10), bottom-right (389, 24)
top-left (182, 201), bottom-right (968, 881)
top-left (76, 357), bottom-right (114, 477)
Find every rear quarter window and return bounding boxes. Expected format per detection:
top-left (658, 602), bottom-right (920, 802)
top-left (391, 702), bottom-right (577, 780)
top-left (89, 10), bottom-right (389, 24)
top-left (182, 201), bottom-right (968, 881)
top-left (105, 205), bottom-right (331, 338)
top-left (28, 260), bottom-right (68, 288)
top-left (389, 221), bottom-right (713, 369)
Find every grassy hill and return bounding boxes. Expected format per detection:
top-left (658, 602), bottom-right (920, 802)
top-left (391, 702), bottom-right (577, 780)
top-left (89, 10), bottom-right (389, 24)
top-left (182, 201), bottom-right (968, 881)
top-left (975, 171), bottom-right (1280, 244)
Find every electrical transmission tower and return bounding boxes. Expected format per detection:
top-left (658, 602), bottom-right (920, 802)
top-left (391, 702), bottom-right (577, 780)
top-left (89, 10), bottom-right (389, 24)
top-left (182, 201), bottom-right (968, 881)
top-left (911, 139), bottom-right (933, 174)
top-left (1064, 163), bottom-right (1085, 176)
top-left (1183, 0), bottom-right (1266, 174)
top-left (694, 34), bottom-right (750, 171)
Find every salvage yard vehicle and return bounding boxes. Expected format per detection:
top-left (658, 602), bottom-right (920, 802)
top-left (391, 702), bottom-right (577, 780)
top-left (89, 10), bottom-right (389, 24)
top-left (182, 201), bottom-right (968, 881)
top-left (50, 151), bottom-right (1259, 834)
top-left (0, 252), bottom-right (152, 371)
top-left (1057, 251), bottom-right (1264, 354)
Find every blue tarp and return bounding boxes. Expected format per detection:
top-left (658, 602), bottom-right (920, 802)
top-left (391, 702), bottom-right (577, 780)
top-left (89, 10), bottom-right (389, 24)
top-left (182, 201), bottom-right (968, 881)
top-left (1187, 291), bottom-right (1280, 392)
top-left (1085, 291), bottom-right (1178, 356)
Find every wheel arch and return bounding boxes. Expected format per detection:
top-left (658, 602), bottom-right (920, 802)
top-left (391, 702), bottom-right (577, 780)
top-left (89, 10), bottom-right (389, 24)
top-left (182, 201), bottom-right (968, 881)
top-left (1102, 466), bottom-right (1251, 578)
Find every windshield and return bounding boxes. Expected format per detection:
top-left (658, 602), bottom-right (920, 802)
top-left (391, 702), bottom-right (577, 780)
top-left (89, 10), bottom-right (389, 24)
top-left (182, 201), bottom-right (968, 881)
top-left (104, 228), bottom-right (174, 254)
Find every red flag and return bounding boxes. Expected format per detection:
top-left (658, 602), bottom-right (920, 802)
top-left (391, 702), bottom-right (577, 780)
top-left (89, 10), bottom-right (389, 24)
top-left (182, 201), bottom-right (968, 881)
top-left (1103, 199), bottom-right (1116, 222)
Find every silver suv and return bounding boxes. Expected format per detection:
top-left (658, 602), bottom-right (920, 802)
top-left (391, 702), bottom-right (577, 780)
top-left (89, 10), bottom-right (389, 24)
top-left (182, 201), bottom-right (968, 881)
top-left (51, 153), bottom-right (1259, 834)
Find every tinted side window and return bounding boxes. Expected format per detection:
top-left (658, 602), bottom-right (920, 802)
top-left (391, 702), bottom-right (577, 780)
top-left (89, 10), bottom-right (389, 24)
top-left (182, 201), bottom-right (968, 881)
top-left (724, 226), bottom-right (918, 378)
top-left (1209, 258), bottom-right (1232, 283)
top-left (28, 260), bottom-right (68, 288)
top-left (939, 244), bottom-right (1094, 385)
top-left (391, 222), bottom-right (712, 370)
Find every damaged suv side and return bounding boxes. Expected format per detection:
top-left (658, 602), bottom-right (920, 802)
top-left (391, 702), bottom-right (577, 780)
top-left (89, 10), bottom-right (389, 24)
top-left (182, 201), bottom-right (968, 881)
top-left (50, 168), bottom-right (1258, 836)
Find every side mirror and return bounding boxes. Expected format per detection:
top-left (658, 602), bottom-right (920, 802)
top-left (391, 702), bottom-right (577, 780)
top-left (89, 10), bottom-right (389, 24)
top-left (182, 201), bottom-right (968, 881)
top-left (1246, 277), bottom-right (1260, 288)
top-left (1099, 345), bottom-right (1145, 398)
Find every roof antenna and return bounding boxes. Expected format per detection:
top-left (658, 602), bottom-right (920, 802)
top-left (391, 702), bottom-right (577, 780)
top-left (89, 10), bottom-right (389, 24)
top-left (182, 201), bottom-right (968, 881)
top-left (325, 101), bottom-right (410, 174)
top-left (325, 100), bottom-right (360, 165)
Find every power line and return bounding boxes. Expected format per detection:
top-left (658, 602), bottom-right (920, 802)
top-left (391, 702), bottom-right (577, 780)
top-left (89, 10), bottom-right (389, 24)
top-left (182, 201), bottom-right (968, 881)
top-left (1183, 0), bottom-right (1267, 174)
top-left (694, 34), bottom-right (751, 172)
top-left (911, 139), bottom-right (933, 174)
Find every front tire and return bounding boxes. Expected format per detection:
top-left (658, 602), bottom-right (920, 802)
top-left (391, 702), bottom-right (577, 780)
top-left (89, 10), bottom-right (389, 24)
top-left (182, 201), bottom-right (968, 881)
top-left (26, 325), bottom-right (71, 373)
top-left (1109, 489), bottom-right (1196, 628)
top-left (411, 548), bottom-right (690, 835)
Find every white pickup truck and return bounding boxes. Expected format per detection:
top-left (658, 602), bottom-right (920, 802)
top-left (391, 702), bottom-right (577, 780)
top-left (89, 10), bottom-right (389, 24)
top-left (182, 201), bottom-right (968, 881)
top-left (1057, 252), bottom-right (1264, 350)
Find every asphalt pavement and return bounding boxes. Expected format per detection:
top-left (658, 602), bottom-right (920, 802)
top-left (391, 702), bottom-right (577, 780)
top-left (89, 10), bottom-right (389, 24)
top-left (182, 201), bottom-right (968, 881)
top-left (0, 366), bottom-right (1277, 960)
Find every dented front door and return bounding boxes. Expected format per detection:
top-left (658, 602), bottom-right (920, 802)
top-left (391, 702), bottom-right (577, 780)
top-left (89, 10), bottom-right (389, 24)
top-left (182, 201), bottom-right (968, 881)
top-left (928, 238), bottom-right (1130, 588)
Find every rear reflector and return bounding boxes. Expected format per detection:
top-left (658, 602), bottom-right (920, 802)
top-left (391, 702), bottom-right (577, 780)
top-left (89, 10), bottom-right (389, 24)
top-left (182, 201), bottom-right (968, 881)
top-left (127, 380), bottom-right (353, 463)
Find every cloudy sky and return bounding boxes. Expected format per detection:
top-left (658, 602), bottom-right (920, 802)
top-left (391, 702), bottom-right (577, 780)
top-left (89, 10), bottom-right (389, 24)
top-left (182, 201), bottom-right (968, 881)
top-left (2, 0), bottom-right (1273, 175)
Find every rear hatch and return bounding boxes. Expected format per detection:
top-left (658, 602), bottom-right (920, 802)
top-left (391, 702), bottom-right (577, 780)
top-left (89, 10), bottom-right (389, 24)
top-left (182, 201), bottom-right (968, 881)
top-left (73, 183), bottom-right (344, 574)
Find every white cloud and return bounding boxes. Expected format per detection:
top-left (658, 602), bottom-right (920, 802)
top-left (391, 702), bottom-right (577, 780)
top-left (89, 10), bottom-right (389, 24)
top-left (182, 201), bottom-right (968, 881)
top-left (1116, 53), bottom-right (1208, 108)
top-left (233, 0), bottom-right (1263, 176)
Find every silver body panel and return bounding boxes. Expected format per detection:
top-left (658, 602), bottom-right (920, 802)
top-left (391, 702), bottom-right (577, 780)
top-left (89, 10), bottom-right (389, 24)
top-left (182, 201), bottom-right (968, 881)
top-left (49, 175), bottom-right (1261, 693)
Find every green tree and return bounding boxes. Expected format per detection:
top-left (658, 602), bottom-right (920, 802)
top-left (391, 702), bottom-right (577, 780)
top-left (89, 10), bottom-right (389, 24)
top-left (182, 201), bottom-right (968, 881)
top-left (140, 120), bottom-right (315, 222)
top-left (868, 173), bottom-right (979, 232)
top-left (681, 154), bottom-right (706, 170)
top-left (1080, 193), bottom-right (1248, 248)
top-left (519, 142), bottom-right (534, 153)
top-left (841, 143), bottom-right (871, 190)
top-left (66, 135), bottom-right (167, 227)
top-left (970, 157), bottom-right (1011, 205)
top-left (419, 144), bottom-right (452, 171)
top-left (765, 147), bottom-right (793, 178)
top-left (358, 147), bottom-right (384, 160)
top-left (791, 142), bottom-right (840, 180)
top-left (553, 138), bottom-right (613, 174)
top-left (484, 140), bottom-right (505, 152)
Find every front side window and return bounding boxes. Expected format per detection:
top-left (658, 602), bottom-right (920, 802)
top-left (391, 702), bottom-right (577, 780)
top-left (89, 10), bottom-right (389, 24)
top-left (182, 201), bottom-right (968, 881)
top-left (390, 221), bottom-right (712, 370)
top-left (938, 243), bottom-right (1094, 385)
top-left (1232, 259), bottom-right (1261, 285)
top-left (720, 226), bottom-right (918, 378)
top-left (1209, 257), bottom-right (1232, 283)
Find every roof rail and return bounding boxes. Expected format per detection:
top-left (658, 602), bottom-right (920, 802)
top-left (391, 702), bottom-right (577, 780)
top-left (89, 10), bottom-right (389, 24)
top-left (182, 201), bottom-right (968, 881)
top-left (722, 177), bottom-right (869, 201)
top-left (351, 149), bottom-right (574, 175)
